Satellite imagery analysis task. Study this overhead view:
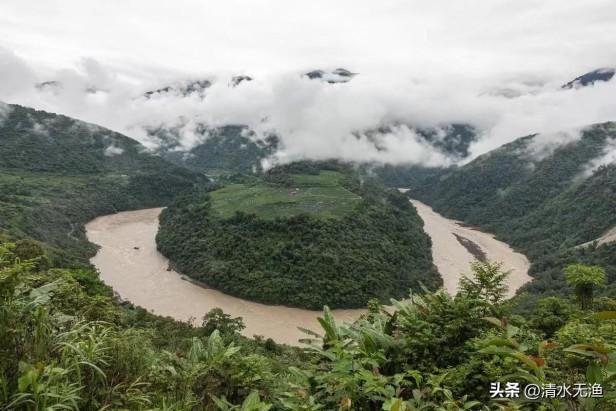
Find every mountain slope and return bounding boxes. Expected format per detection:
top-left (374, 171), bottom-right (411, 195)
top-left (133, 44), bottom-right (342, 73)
top-left (370, 123), bottom-right (478, 188)
top-left (0, 103), bottom-right (205, 264)
top-left (413, 123), bottom-right (616, 257)
top-left (148, 124), bottom-right (279, 175)
top-left (411, 122), bottom-right (616, 299)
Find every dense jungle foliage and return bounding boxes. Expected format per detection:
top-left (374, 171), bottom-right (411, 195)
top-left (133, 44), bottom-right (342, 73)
top-left (157, 163), bottom-right (440, 309)
top-left (0, 103), bottom-right (205, 265)
top-left (2, 241), bottom-right (615, 410)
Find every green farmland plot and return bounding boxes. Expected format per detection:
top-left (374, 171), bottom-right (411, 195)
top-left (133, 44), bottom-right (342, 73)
top-left (209, 171), bottom-right (361, 219)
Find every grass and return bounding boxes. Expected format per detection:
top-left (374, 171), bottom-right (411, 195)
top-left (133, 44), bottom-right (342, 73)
top-left (209, 170), bottom-right (362, 220)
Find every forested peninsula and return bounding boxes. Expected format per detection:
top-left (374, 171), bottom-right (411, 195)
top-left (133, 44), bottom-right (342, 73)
top-left (157, 162), bottom-right (440, 309)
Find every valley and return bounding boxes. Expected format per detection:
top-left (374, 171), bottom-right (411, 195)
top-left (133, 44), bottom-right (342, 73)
top-left (2, 100), bottom-right (616, 410)
top-left (86, 208), bottom-right (365, 345)
top-left (86, 200), bottom-right (532, 345)
top-left (411, 200), bottom-right (531, 296)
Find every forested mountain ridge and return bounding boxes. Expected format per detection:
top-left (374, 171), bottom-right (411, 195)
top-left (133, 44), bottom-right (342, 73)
top-left (157, 161), bottom-right (441, 309)
top-left (147, 124), bottom-right (279, 175)
top-left (412, 122), bottom-right (616, 255)
top-left (147, 120), bottom-right (476, 186)
top-left (410, 122), bottom-right (616, 301)
top-left (0, 103), bottom-right (206, 265)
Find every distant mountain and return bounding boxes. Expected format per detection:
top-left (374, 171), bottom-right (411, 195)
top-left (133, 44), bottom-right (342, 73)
top-left (143, 79), bottom-right (212, 98)
top-left (35, 80), bottom-right (62, 91)
top-left (230, 75), bottom-right (253, 87)
top-left (147, 124), bottom-right (279, 175)
top-left (304, 67), bottom-right (357, 83)
top-left (34, 80), bottom-right (105, 95)
top-left (0, 103), bottom-right (205, 264)
top-left (368, 123), bottom-right (478, 187)
top-left (146, 120), bottom-right (475, 181)
top-left (562, 67), bottom-right (615, 89)
top-left (376, 123), bottom-right (477, 159)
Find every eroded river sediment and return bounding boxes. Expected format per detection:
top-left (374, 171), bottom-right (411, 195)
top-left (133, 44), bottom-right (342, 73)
top-left (86, 203), bottom-right (531, 345)
top-left (411, 200), bottom-right (531, 297)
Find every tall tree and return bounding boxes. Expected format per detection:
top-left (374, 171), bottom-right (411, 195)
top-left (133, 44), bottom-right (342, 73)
top-left (458, 261), bottom-right (509, 307)
top-left (564, 263), bottom-right (606, 309)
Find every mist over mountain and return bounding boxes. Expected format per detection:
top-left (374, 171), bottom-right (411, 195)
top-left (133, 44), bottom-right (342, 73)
top-left (143, 79), bottom-right (212, 99)
top-left (147, 123), bottom-right (279, 175)
top-left (2, 46), bottom-right (616, 174)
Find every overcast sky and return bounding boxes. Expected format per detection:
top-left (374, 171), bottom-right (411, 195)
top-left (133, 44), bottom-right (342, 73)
top-left (1, 1), bottom-right (615, 166)
top-left (2, 1), bottom-right (615, 78)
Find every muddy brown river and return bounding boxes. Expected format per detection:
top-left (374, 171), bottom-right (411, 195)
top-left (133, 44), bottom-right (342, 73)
top-left (411, 200), bottom-right (531, 296)
top-left (86, 208), bottom-right (365, 345)
top-left (86, 203), bottom-right (530, 345)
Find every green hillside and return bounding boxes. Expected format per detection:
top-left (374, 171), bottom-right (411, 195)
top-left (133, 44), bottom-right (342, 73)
top-left (157, 162), bottom-right (440, 309)
top-left (3, 239), bottom-right (616, 410)
top-left (411, 122), bottom-right (616, 299)
top-left (412, 123), bottom-right (616, 254)
top-left (0, 103), bottom-right (205, 265)
top-left (149, 124), bottom-right (278, 175)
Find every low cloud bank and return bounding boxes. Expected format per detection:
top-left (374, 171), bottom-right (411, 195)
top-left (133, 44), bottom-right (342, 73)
top-left (1, 48), bottom-right (616, 171)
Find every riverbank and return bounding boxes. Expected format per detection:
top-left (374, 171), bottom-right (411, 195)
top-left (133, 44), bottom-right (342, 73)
top-left (85, 202), bottom-right (532, 345)
top-left (86, 208), bottom-right (365, 345)
top-left (411, 200), bottom-right (531, 296)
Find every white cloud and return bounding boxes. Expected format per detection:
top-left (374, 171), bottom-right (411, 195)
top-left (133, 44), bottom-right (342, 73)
top-left (0, 101), bottom-right (12, 124)
top-left (582, 135), bottom-right (616, 177)
top-left (104, 144), bottom-right (124, 157)
top-left (524, 129), bottom-right (584, 161)
top-left (0, 1), bottom-right (615, 168)
top-left (0, 48), bottom-right (36, 99)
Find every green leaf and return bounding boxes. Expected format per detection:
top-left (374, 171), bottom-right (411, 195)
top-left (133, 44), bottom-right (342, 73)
top-left (382, 398), bottom-right (405, 411)
top-left (586, 362), bottom-right (603, 384)
top-left (593, 311), bottom-right (616, 321)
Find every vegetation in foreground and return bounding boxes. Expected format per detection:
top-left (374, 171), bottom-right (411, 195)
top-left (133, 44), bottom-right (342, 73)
top-left (2, 240), bottom-right (615, 410)
top-left (157, 163), bottom-right (440, 309)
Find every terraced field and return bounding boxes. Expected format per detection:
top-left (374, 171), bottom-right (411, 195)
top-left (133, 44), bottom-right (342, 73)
top-left (209, 170), bottom-right (361, 219)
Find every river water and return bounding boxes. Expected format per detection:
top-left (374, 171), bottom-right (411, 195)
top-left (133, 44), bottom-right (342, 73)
top-left (411, 200), bottom-right (530, 297)
top-left (85, 203), bottom-right (531, 345)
